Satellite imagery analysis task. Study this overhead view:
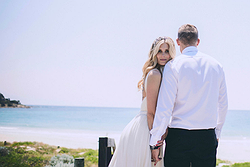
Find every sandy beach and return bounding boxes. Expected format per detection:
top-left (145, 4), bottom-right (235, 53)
top-left (217, 137), bottom-right (250, 163)
top-left (0, 127), bottom-right (121, 150)
top-left (1, 127), bottom-right (250, 163)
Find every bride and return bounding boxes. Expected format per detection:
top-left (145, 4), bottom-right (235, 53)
top-left (108, 36), bottom-right (176, 167)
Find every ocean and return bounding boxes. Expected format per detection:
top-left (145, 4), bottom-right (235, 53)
top-left (0, 106), bottom-right (140, 132)
top-left (0, 106), bottom-right (250, 138)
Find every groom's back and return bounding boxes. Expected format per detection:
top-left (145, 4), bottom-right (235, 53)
top-left (169, 50), bottom-right (226, 129)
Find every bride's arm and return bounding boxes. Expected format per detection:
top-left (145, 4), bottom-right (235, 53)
top-left (146, 70), bottom-right (162, 131)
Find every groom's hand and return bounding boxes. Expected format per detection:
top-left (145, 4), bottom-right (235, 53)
top-left (151, 149), bottom-right (161, 166)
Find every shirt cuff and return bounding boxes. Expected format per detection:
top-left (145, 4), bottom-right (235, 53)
top-left (149, 135), bottom-right (159, 146)
top-left (215, 128), bottom-right (221, 139)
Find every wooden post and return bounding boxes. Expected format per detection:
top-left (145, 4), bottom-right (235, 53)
top-left (74, 158), bottom-right (84, 167)
top-left (98, 137), bottom-right (116, 167)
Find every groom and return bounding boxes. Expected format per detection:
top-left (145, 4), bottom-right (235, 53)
top-left (150, 24), bottom-right (228, 167)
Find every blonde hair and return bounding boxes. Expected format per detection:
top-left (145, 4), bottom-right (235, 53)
top-left (137, 37), bottom-right (176, 90)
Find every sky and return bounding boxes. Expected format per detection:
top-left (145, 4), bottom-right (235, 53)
top-left (0, 0), bottom-right (250, 110)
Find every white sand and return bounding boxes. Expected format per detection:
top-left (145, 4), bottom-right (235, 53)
top-left (0, 127), bottom-right (121, 150)
top-left (217, 137), bottom-right (250, 163)
top-left (1, 127), bottom-right (250, 163)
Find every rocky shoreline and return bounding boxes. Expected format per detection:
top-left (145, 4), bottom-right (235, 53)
top-left (0, 93), bottom-right (30, 108)
top-left (0, 104), bottom-right (30, 108)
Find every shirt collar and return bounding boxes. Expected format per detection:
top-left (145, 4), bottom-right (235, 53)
top-left (182, 46), bottom-right (198, 56)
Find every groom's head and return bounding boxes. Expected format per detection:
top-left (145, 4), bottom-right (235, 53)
top-left (177, 24), bottom-right (200, 52)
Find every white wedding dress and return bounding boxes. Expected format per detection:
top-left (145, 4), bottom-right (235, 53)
top-left (108, 70), bottom-right (164, 167)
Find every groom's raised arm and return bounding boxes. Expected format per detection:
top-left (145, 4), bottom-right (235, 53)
top-left (149, 62), bottom-right (178, 146)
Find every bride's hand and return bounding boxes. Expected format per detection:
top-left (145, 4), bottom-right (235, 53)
top-left (156, 140), bottom-right (164, 147)
top-left (151, 149), bottom-right (161, 166)
top-left (149, 128), bottom-right (166, 148)
top-left (156, 128), bottom-right (168, 147)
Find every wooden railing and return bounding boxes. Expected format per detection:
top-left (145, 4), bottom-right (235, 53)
top-left (98, 137), bottom-right (116, 167)
top-left (74, 158), bottom-right (85, 167)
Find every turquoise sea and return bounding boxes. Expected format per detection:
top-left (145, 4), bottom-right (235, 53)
top-left (0, 106), bottom-right (250, 138)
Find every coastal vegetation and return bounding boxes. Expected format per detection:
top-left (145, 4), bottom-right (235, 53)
top-left (0, 93), bottom-right (30, 108)
top-left (0, 141), bottom-right (249, 167)
top-left (220, 162), bottom-right (250, 167)
top-left (0, 141), bottom-right (98, 167)
top-left (216, 159), bottom-right (250, 167)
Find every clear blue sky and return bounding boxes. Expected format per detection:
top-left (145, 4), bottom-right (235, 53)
top-left (1, 0), bottom-right (249, 110)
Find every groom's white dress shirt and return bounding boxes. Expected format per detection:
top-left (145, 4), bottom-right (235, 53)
top-left (149, 46), bottom-right (228, 146)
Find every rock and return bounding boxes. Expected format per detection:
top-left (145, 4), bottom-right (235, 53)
top-left (56, 149), bottom-right (61, 153)
top-left (0, 93), bottom-right (30, 108)
top-left (0, 93), bottom-right (5, 102)
top-left (25, 147), bottom-right (36, 151)
top-left (78, 152), bottom-right (85, 155)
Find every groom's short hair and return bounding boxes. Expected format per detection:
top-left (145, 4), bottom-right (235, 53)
top-left (178, 24), bottom-right (198, 45)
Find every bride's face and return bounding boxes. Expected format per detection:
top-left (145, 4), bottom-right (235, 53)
top-left (156, 43), bottom-right (170, 66)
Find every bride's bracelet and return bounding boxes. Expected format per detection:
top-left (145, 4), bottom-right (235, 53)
top-left (150, 145), bottom-right (160, 150)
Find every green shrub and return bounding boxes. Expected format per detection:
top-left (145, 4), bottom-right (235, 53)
top-left (0, 141), bottom-right (99, 167)
top-left (27, 156), bottom-right (47, 167)
top-left (0, 146), bottom-right (48, 167)
top-left (12, 141), bottom-right (34, 147)
top-left (221, 162), bottom-right (250, 167)
top-left (59, 147), bottom-right (70, 153)
top-left (0, 146), bottom-right (9, 156)
top-left (83, 149), bottom-right (98, 164)
top-left (45, 154), bottom-right (74, 167)
top-left (40, 145), bottom-right (56, 155)
top-left (231, 162), bottom-right (250, 167)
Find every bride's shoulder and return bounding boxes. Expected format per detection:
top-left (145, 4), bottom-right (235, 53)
top-left (148, 68), bottom-right (161, 77)
top-left (146, 68), bottom-right (161, 82)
